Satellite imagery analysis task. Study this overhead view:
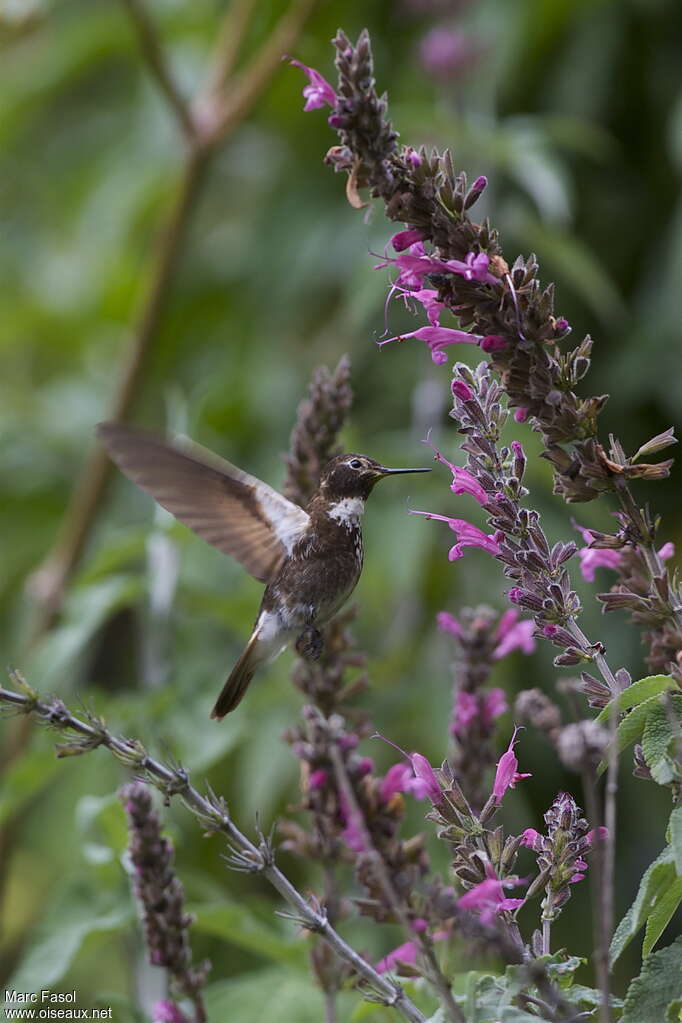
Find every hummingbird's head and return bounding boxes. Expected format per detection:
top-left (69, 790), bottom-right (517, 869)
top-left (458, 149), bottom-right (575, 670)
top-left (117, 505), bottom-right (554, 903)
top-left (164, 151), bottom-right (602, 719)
top-left (320, 454), bottom-right (431, 500)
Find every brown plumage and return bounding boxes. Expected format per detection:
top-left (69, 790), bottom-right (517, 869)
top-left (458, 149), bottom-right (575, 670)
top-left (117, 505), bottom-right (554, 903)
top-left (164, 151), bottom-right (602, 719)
top-left (98, 423), bottom-right (430, 717)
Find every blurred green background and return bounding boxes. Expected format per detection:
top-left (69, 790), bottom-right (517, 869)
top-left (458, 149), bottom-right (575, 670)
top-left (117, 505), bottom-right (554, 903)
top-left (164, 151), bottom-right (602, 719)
top-left (1, 0), bottom-right (682, 1018)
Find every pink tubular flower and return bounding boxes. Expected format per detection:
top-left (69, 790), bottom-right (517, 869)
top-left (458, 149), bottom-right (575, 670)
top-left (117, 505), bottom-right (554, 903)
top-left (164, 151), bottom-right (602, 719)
top-left (376, 928), bottom-right (448, 974)
top-left (380, 762), bottom-right (413, 803)
top-left (576, 527), bottom-right (622, 582)
top-left (339, 793), bottom-right (366, 853)
top-left (378, 326), bottom-right (484, 364)
top-left (376, 939), bottom-right (419, 974)
top-left (577, 528), bottom-right (674, 583)
top-left (289, 60), bottom-right (338, 111)
top-left (377, 245), bottom-right (497, 291)
top-left (409, 510), bottom-right (502, 561)
top-left (152, 1002), bottom-right (187, 1023)
top-left (376, 745), bottom-right (441, 804)
top-left (436, 610), bottom-right (463, 638)
top-left (480, 334), bottom-right (508, 353)
top-left (587, 826), bottom-right (608, 845)
top-left (457, 876), bottom-right (525, 925)
top-left (390, 228), bottom-right (425, 252)
top-left (409, 288), bottom-right (446, 326)
top-left (451, 691), bottom-right (478, 736)
top-left (409, 753), bottom-right (442, 803)
top-left (308, 768), bottom-right (328, 790)
top-left (493, 609), bottom-right (536, 660)
top-left (419, 26), bottom-right (472, 80)
top-left (452, 380), bottom-right (474, 401)
top-left (404, 146), bottom-right (422, 168)
top-left (444, 251), bottom-right (496, 284)
top-left (492, 726), bottom-right (531, 803)
top-left (483, 687), bottom-right (508, 725)
top-left (450, 689), bottom-right (507, 739)
top-left (423, 436), bottom-right (489, 505)
top-left (521, 828), bottom-right (541, 849)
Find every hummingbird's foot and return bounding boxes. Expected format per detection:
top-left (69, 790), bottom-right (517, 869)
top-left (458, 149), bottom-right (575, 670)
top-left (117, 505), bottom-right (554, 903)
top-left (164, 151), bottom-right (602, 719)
top-left (295, 626), bottom-right (324, 661)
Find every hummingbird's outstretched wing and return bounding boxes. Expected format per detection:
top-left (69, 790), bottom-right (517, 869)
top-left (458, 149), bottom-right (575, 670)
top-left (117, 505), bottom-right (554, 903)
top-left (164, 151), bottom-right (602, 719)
top-left (98, 423), bottom-right (310, 583)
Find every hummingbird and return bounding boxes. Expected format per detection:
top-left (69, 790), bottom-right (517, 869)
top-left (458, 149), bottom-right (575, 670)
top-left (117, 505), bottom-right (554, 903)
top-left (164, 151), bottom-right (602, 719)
top-left (97, 423), bottom-right (430, 719)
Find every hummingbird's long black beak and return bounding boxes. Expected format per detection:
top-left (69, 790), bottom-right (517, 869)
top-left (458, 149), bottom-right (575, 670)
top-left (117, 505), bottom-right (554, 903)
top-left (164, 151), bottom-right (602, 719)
top-left (378, 466), bottom-right (432, 476)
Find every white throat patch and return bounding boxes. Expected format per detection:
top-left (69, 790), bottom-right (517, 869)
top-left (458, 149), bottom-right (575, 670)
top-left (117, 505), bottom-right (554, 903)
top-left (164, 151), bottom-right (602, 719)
top-left (327, 496), bottom-right (365, 527)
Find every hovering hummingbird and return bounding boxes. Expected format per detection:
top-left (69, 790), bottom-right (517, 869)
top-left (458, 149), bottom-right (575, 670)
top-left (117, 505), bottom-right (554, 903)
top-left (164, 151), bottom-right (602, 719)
top-left (97, 423), bottom-right (430, 718)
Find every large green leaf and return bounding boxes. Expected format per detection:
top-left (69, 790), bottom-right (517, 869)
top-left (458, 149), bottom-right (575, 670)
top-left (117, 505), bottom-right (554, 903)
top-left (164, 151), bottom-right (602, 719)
top-left (641, 697), bottom-right (682, 786)
top-left (622, 936), bottom-right (682, 1023)
top-left (203, 966), bottom-right (356, 1022)
top-left (643, 877), bottom-right (682, 957)
top-left (0, 745), bottom-right (61, 828)
top-left (5, 880), bottom-right (131, 997)
top-left (610, 846), bottom-right (676, 964)
top-left (596, 675), bottom-right (677, 724)
top-left (597, 693), bottom-right (680, 776)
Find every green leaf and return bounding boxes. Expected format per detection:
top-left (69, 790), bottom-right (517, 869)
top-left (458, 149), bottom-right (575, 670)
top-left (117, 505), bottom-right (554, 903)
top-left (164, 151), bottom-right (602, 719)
top-left (669, 807), bottom-right (682, 876)
top-left (597, 694), bottom-right (669, 776)
top-left (610, 846), bottom-right (676, 964)
top-left (543, 952), bottom-right (586, 988)
top-left (642, 697), bottom-right (682, 785)
top-left (204, 966), bottom-right (356, 1022)
top-left (666, 998), bottom-right (682, 1022)
top-left (5, 880), bottom-right (131, 996)
top-left (0, 745), bottom-right (62, 827)
top-left (567, 984), bottom-right (624, 1011)
top-left (622, 936), bottom-right (682, 1023)
top-left (596, 675), bottom-right (676, 723)
top-left (190, 901), bottom-right (307, 967)
top-left (642, 876), bottom-right (682, 957)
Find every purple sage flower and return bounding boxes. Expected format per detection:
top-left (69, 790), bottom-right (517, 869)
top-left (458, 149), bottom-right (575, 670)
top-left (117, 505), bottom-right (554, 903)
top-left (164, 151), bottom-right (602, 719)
top-left (492, 726), bottom-right (531, 803)
top-left (152, 1002), bottom-right (188, 1023)
top-left (436, 610), bottom-right (464, 638)
top-left (390, 228), bottom-right (425, 251)
top-left (492, 610), bottom-right (536, 660)
top-left (290, 59), bottom-right (338, 111)
top-left (378, 326), bottom-right (484, 364)
top-left (423, 436), bottom-right (489, 505)
top-left (409, 510), bottom-right (502, 561)
top-left (457, 874), bottom-right (525, 925)
top-left (418, 26), bottom-right (479, 81)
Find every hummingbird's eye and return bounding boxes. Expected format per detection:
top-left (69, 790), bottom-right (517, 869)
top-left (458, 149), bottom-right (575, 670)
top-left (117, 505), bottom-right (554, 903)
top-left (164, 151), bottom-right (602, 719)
top-left (349, 458), bottom-right (362, 470)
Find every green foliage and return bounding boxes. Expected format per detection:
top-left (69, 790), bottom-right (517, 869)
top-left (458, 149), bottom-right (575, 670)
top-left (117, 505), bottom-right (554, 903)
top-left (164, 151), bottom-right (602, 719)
top-left (189, 900), bottom-right (308, 967)
top-left (447, 956), bottom-right (608, 1022)
top-left (203, 966), bottom-right (357, 1022)
top-left (597, 688), bottom-right (682, 781)
top-left (641, 698), bottom-right (682, 787)
top-left (3, 0), bottom-right (682, 1016)
top-left (621, 936), bottom-right (682, 1023)
top-left (596, 675), bottom-right (677, 723)
top-left (611, 845), bottom-right (682, 963)
top-left (5, 879), bottom-right (131, 997)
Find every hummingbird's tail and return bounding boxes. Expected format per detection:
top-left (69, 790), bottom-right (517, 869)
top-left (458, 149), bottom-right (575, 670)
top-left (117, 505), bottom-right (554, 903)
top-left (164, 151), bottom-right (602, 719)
top-left (211, 634), bottom-right (261, 719)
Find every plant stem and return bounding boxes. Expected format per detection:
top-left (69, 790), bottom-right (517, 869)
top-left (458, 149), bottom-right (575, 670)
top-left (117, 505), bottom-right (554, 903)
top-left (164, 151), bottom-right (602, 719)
top-left (328, 745), bottom-right (465, 1023)
top-left (581, 764), bottom-right (612, 1023)
top-left (541, 918), bottom-right (551, 956)
top-left (120, 0), bottom-right (197, 141)
top-left (0, 682), bottom-right (426, 1023)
